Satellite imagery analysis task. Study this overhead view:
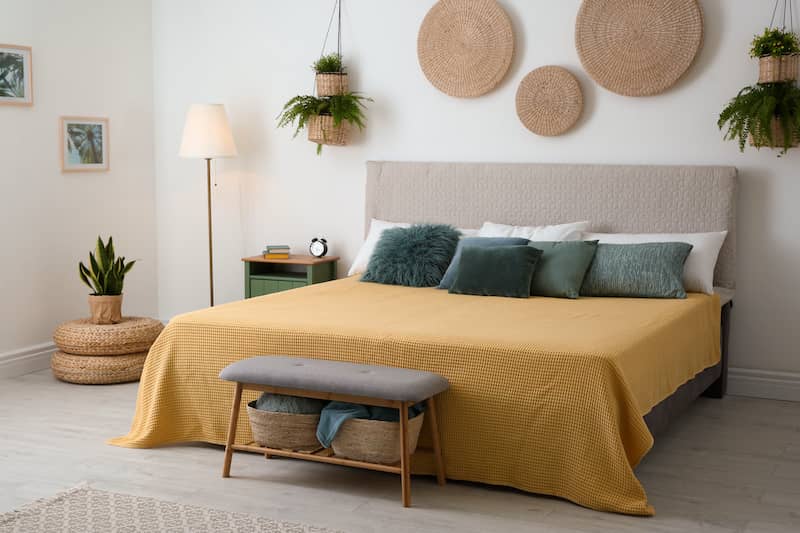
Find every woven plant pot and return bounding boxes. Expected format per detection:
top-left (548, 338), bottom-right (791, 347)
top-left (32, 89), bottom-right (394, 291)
top-left (758, 55), bottom-right (799, 83)
top-left (749, 117), bottom-right (800, 148)
top-left (51, 350), bottom-right (147, 385)
top-left (246, 401), bottom-right (321, 451)
top-left (332, 413), bottom-right (424, 465)
top-left (307, 115), bottom-right (350, 146)
top-left (316, 73), bottom-right (349, 96)
top-left (88, 295), bottom-right (122, 325)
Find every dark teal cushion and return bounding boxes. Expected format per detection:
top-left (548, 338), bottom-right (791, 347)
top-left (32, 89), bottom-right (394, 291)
top-left (449, 245), bottom-right (542, 298)
top-left (361, 224), bottom-right (460, 287)
top-left (580, 243), bottom-right (693, 299)
top-left (438, 237), bottom-right (530, 289)
top-left (528, 240), bottom-right (598, 299)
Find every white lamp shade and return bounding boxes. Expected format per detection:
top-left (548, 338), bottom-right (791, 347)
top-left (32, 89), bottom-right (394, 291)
top-left (179, 104), bottom-right (238, 159)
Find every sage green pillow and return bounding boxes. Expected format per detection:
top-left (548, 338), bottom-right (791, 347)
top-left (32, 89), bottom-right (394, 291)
top-left (580, 243), bottom-right (693, 299)
top-left (449, 245), bottom-right (542, 298)
top-left (528, 240), bottom-right (598, 299)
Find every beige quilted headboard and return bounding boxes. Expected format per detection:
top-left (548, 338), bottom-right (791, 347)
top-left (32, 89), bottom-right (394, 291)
top-left (365, 161), bottom-right (738, 289)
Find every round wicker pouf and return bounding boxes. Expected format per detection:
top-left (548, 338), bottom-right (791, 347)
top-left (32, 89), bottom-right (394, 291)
top-left (51, 351), bottom-right (149, 385)
top-left (51, 317), bottom-right (163, 385)
top-left (53, 317), bottom-right (163, 356)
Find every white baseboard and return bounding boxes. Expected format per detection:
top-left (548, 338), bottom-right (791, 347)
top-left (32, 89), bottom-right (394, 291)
top-left (0, 342), bottom-right (55, 380)
top-left (729, 367), bottom-right (800, 402)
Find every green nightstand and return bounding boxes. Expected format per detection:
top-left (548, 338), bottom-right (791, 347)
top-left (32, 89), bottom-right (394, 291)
top-left (243, 255), bottom-right (339, 298)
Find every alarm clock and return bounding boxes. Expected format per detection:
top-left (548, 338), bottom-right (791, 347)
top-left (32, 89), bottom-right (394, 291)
top-left (309, 238), bottom-right (328, 258)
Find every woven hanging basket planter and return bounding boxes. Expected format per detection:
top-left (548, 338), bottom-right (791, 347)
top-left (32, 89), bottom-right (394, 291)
top-left (516, 66), bottom-right (584, 137)
top-left (307, 114), bottom-right (350, 146)
top-left (749, 117), bottom-right (800, 148)
top-left (51, 350), bottom-right (148, 385)
top-left (246, 401), bottom-right (321, 451)
top-left (417, 0), bottom-right (514, 98)
top-left (758, 54), bottom-right (800, 83)
top-left (575, 0), bottom-right (704, 97)
top-left (316, 73), bottom-right (349, 96)
top-left (332, 413), bottom-right (424, 465)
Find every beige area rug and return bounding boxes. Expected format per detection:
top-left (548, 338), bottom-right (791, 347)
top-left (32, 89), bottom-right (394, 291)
top-left (0, 485), bottom-right (340, 533)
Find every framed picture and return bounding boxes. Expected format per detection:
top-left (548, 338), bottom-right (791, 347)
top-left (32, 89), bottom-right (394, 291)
top-left (60, 116), bottom-right (110, 172)
top-left (0, 44), bottom-right (33, 105)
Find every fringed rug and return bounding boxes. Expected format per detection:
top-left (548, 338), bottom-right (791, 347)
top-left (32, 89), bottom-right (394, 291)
top-left (0, 485), bottom-right (339, 533)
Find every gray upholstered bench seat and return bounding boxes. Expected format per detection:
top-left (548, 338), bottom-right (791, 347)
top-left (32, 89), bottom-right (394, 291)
top-left (219, 356), bottom-right (449, 403)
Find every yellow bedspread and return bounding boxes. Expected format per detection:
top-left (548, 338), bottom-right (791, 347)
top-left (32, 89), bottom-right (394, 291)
top-left (111, 277), bottom-right (720, 515)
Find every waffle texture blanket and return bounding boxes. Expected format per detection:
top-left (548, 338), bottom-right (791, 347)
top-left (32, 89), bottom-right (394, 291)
top-left (110, 276), bottom-right (720, 515)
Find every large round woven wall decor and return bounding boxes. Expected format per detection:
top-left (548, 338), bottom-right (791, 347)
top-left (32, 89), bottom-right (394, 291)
top-left (417, 0), bottom-right (514, 98)
top-left (575, 0), bottom-right (703, 97)
top-left (516, 66), bottom-right (583, 137)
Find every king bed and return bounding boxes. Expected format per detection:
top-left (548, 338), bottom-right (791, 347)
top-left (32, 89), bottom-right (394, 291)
top-left (111, 161), bottom-right (737, 516)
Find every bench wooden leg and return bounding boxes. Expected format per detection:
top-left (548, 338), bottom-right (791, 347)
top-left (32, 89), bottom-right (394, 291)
top-left (222, 382), bottom-right (243, 478)
top-left (399, 401), bottom-right (411, 507)
top-left (426, 396), bottom-right (446, 486)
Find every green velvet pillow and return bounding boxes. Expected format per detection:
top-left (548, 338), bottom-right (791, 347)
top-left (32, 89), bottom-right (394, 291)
top-left (449, 245), bottom-right (542, 298)
top-left (361, 224), bottom-right (460, 287)
top-left (580, 243), bottom-right (693, 299)
top-left (528, 240), bottom-right (599, 299)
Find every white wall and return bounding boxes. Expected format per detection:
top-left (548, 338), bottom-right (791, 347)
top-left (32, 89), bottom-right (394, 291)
top-left (151, 1), bottom-right (800, 382)
top-left (0, 0), bottom-right (158, 374)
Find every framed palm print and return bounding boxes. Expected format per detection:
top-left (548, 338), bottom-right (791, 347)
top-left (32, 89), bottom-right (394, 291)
top-left (60, 116), bottom-right (110, 172)
top-left (0, 44), bottom-right (33, 106)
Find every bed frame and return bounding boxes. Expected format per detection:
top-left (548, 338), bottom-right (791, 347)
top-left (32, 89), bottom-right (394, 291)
top-left (365, 161), bottom-right (738, 435)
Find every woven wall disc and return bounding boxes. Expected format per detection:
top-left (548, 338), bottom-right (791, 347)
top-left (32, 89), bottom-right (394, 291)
top-left (418, 0), bottom-right (514, 98)
top-left (575, 0), bottom-right (703, 97)
top-left (516, 66), bottom-right (583, 137)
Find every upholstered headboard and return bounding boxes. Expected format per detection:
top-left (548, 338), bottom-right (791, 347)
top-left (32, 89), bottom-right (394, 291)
top-left (365, 161), bottom-right (738, 289)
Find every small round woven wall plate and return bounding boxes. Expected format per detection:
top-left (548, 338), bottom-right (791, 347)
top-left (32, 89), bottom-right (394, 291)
top-left (516, 66), bottom-right (583, 137)
top-left (417, 0), bottom-right (514, 98)
top-left (575, 0), bottom-right (703, 97)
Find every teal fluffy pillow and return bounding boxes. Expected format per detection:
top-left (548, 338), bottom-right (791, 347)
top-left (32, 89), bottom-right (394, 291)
top-left (361, 224), bottom-right (460, 287)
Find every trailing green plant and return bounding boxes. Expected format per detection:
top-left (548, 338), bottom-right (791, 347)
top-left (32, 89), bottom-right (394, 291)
top-left (718, 82), bottom-right (800, 155)
top-left (750, 28), bottom-right (800, 57)
top-left (277, 92), bottom-right (372, 154)
top-left (312, 53), bottom-right (345, 74)
top-left (78, 236), bottom-right (136, 295)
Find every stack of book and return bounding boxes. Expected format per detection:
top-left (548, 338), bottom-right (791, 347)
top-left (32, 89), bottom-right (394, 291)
top-left (263, 245), bottom-right (290, 259)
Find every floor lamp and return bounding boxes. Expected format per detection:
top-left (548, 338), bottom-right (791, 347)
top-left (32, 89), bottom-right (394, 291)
top-left (179, 104), bottom-right (238, 307)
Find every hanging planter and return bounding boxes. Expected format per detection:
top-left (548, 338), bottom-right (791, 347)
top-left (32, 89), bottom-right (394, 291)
top-left (276, 0), bottom-right (372, 154)
top-left (751, 27), bottom-right (800, 82)
top-left (314, 53), bottom-right (349, 96)
top-left (749, 116), bottom-right (800, 149)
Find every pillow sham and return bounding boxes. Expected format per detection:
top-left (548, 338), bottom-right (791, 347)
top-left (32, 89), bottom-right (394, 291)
top-left (361, 224), bottom-right (460, 287)
top-left (528, 240), bottom-right (598, 299)
top-left (583, 231), bottom-right (727, 294)
top-left (348, 219), bottom-right (410, 276)
top-left (580, 243), bottom-right (693, 299)
top-left (478, 220), bottom-right (589, 241)
top-left (438, 237), bottom-right (530, 289)
top-left (449, 245), bottom-right (542, 298)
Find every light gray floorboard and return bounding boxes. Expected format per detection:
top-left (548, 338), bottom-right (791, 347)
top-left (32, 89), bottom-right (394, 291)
top-left (1, 370), bottom-right (798, 532)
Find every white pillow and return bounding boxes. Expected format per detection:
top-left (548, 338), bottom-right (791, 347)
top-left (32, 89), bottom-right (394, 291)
top-left (583, 231), bottom-right (728, 294)
top-left (478, 221), bottom-right (590, 241)
top-left (348, 219), bottom-right (479, 276)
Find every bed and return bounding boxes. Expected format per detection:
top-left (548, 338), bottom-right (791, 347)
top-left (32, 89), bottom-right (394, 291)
top-left (111, 161), bottom-right (737, 516)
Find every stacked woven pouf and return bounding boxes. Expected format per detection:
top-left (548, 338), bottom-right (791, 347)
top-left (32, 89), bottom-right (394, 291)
top-left (52, 317), bottom-right (164, 385)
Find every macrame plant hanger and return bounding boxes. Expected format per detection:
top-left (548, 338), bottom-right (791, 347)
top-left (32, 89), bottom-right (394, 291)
top-left (769, 0), bottom-right (796, 34)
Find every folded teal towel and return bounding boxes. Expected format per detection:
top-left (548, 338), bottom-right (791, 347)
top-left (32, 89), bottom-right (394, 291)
top-left (254, 393), bottom-right (327, 415)
top-left (316, 401), bottom-right (425, 448)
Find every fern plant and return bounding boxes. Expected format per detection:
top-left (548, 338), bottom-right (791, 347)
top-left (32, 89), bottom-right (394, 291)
top-left (78, 236), bottom-right (135, 295)
top-left (750, 28), bottom-right (800, 57)
top-left (718, 83), bottom-right (800, 155)
top-left (277, 92), bottom-right (372, 154)
top-left (313, 53), bottom-right (345, 74)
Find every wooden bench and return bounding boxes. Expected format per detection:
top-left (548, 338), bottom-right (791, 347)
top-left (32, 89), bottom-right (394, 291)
top-left (219, 356), bottom-right (450, 507)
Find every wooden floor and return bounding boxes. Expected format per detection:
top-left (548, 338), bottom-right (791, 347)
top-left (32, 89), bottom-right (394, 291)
top-left (1, 371), bottom-right (799, 533)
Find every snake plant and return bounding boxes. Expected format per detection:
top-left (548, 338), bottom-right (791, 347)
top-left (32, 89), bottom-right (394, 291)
top-left (78, 236), bottom-right (135, 295)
